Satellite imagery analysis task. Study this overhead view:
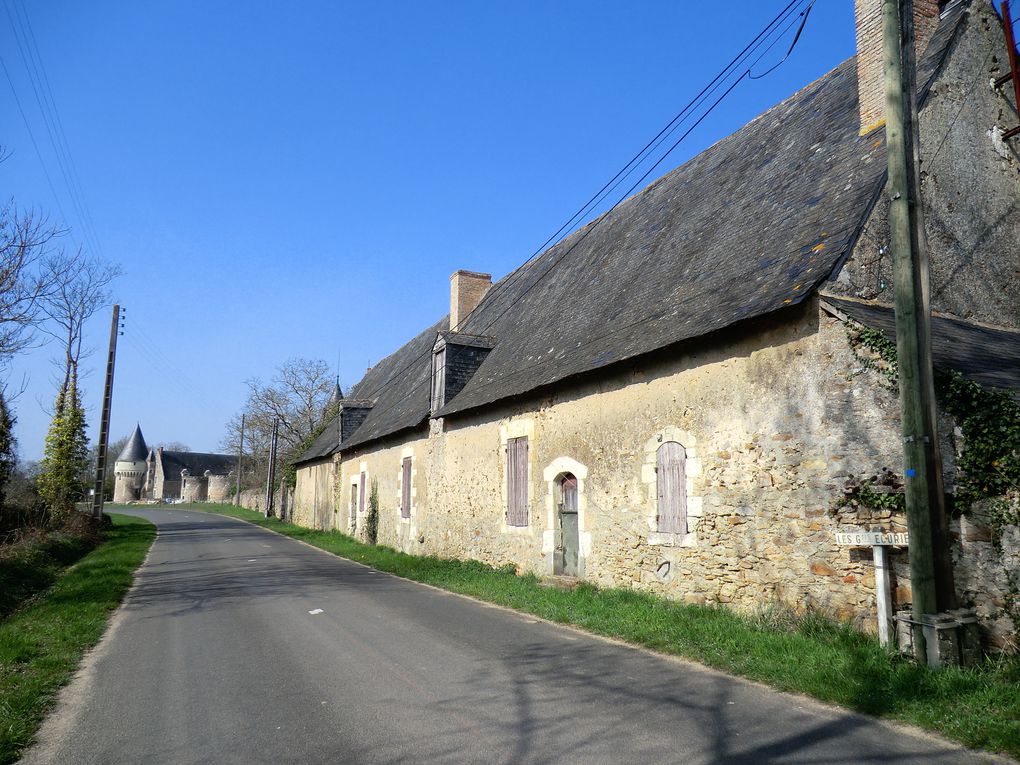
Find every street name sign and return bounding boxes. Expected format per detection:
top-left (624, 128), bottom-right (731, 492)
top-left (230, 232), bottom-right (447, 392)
top-left (835, 531), bottom-right (909, 546)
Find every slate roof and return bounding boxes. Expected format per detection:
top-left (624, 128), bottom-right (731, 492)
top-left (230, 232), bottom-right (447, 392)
top-left (298, 5), bottom-right (967, 460)
top-left (821, 296), bottom-right (1020, 398)
top-left (294, 317), bottom-right (448, 462)
top-left (294, 416), bottom-right (340, 466)
top-left (117, 424), bottom-right (148, 462)
top-left (156, 450), bottom-right (236, 477)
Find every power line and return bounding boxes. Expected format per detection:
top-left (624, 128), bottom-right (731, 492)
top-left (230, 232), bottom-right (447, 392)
top-left (14, 0), bottom-right (107, 260)
top-left (0, 54), bottom-right (71, 228)
top-left (3, 0), bottom-right (106, 260)
top-left (393, 223), bottom-right (862, 412)
top-left (351, 0), bottom-right (817, 407)
top-left (445, 0), bottom-right (815, 347)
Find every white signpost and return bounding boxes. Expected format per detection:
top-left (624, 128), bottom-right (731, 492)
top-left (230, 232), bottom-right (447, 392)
top-left (835, 529), bottom-right (909, 647)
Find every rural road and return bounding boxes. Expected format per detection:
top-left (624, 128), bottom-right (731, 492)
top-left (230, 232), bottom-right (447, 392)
top-left (24, 509), bottom-right (1001, 764)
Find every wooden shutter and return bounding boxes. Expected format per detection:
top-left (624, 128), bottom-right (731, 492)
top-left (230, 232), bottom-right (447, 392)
top-left (506, 437), bottom-right (529, 526)
top-left (401, 457), bottom-right (412, 518)
top-left (656, 442), bottom-right (687, 534)
top-left (358, 471), bottom-right (366, 513)
top-left (431, 349), bottom-right (446, 411)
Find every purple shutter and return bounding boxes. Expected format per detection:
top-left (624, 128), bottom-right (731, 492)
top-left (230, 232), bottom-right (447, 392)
top-left (401, 457), bottom-right (412, 518)
top-left (358, 471), bottom-right (366, 513)
top-left (350, 483), bottom-right (358, 527)
top-left (506, 437), bottom-right (529, 526)
top-left (657, 442), bottom-right (687, 533)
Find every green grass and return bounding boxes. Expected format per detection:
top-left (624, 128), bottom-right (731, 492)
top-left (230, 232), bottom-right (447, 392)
top-left (0, 514), bottom-right (156, 765)
top-left (184, 501), bottom-right (1020, 758)
top-left (0, 531), bottom-right (98, 619)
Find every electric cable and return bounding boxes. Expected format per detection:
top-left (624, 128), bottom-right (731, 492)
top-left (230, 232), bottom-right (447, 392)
top-left (348, 0), bottom-right (818, 410)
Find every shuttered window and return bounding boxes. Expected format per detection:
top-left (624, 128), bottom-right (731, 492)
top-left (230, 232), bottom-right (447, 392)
top-left (358, 471), bottom-right (366, 514)
top-left (506, 436), bottom-right (529, 527)
top-left (431, 349), bottom-right (446, 412)
top-left (401, 457), bottom-right (412, 519)
top-left (656, 441), bottom-right (687, 534)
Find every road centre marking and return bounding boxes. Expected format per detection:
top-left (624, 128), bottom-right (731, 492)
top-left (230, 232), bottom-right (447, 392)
top-left (247, 559), bottom-right (256, 562)
top-left (309, 608), bottom-right (324, 615)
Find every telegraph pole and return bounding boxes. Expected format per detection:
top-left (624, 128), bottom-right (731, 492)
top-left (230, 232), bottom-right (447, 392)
top-left (264, 419), bottom-right (279, 518)
top-left (883, 0), bottom-right (956, 664)
top-left (235, 413), bottom-right (245, 506)
top-left (90, 305), bottom-right (122, 520)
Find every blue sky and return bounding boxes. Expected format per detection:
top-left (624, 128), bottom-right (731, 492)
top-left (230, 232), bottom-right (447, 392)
top-left (2, 0), bottom-right (861, 460)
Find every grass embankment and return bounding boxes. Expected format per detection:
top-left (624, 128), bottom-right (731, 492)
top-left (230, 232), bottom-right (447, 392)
top-left (192, 502), bottom-right (1019, 758)
top-left (0, 514), bottom-right (155, 765)
top-left (0, 531), bottom-right (98, 619)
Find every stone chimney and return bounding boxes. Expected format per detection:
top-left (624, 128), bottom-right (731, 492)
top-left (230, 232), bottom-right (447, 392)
top-left (855, 0), bottom-right (941, 135)
top-left (449, 270), bottom-right (492, 331)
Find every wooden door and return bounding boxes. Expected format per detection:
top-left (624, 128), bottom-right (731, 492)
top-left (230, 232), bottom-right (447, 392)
top-left (556, 474), bottom-right (579, 576)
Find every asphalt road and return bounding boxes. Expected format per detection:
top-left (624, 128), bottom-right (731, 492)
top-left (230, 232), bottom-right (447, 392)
top-left (24, 509), bottom-right (1002, 765)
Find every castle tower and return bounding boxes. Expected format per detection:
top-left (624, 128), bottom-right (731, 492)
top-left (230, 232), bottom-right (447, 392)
top-left (113, 424), bottom-right (149, 503)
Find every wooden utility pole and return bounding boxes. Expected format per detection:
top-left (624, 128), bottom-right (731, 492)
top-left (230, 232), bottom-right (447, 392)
top-left (264, 419), bottom-right (279, 518)
top-left (90, 304), bottom-right (122, 520)
top-left (235, 413), bottom-right (245, 506)
top-left (883, 0), bottom-right (956, 664)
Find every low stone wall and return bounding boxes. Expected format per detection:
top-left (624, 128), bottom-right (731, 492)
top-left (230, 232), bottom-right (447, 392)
top-left (238, 487), bottom-right (294, 519)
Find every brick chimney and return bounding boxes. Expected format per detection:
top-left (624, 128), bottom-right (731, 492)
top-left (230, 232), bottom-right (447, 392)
top-left (449, 270), bottom-right (492, 331)
top-left (855, 0), bottom-right (941, 135)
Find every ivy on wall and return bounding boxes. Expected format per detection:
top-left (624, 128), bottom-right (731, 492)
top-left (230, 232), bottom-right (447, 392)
top-left (843, 320), bottom-right (1020, 633)
top-left (843, 319), bottom-right (1020, 511)
top-left (366, 479), bottom-right (379, 545)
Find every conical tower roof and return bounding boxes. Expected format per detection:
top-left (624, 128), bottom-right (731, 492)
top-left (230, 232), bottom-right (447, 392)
top-left (117, 424), bottom-right (148, 462)
top-left (327, 380), bottom-right (343, 410)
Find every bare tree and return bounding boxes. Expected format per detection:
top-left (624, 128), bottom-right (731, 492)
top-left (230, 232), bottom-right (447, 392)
top-left (154, 441), bottom-right (190, 452)
top-left (222, 358), bottom-right (336, 491)
top-left (0, 200), bottom-right (62, 367)
top-left (244, 358), bottom-right (334, 452)
top-left (39, 251), bottom-right (120, 394)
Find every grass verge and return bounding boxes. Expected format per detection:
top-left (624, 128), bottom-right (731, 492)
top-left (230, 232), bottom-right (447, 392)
top-left (0, 514), bottom-right (156, 765)
top-left (184, 503), bottom-right (1018, 757)
top-left (0, 531), bottom-right (98, 619)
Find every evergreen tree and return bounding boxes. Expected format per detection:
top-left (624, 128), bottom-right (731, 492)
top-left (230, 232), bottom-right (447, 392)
top-left (36, 371), bottom-right (89, 522)
top-left (0, 388), bottom-right (16, 511)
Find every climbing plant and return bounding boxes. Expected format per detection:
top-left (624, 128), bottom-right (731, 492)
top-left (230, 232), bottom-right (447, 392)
top-left (365, 479), bottom-right (379, 545)
top-left (36, 373), bottom-right (90, 523)
top-left (843, 319), bottom-right (1020, 509)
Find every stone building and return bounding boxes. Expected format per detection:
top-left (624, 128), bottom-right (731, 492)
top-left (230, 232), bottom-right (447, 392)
top-left (143, 447), bottom-right (236, 502)
top-left (113, 423), bottom-right (235, 503)
top-left (112, 424), bottom-right (149, 503)
top-left (294, 0), bottom-right (1020, 647)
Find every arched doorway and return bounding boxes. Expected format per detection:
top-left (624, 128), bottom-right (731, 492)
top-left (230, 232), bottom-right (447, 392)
top-left (555, 473), bottom-right (579, 576)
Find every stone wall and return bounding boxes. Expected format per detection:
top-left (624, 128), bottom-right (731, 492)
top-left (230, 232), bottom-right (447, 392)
top-left (207, 474), bottom-right (233, 503)
top-left (238, 487), bottom-right (293, 518)
top-left (324, 301), bottom-right (1016, 648)
top-left (293, 460), bottom-right (336, 530)
top-left (338, 437), bottom-right (427, 551)
top-left (832, 1), bottom-right (1020, 328)
top-left (181, 475), bottom-right (208, 503)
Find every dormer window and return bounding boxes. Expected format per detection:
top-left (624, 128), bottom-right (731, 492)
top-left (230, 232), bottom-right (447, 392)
top-left (430, 331), bottom-right (494, 416)
top-left (431, 346), bottom-right (447, 412)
